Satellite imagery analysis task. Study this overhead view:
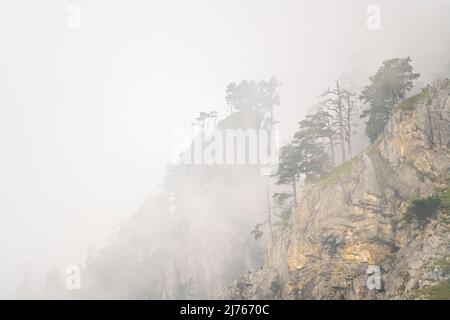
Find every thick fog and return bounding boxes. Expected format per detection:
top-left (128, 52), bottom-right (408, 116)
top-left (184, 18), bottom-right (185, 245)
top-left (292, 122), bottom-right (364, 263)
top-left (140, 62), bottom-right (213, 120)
top-left (0, 0), bottom-right (449, 298)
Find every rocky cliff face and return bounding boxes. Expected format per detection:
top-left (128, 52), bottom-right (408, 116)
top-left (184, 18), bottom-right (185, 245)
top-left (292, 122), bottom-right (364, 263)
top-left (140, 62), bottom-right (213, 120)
top-left (226, 80), bottom-right (450, 300)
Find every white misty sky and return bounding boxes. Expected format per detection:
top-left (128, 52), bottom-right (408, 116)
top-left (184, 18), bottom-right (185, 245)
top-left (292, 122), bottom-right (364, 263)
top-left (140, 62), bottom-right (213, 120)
top-left (0, 0), bottom-right (449, 297)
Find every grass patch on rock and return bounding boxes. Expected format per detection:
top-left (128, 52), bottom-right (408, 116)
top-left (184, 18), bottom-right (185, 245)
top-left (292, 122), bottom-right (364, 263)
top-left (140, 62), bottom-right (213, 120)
top-left (405, 195), bottom-right (441, 227)
top-left (412, 279), bottom-right (450, 300)
top-left (439, 188), bottom-right (450, 224)
top-left (398, 89), bottom-right (428, 111)
top-left (435, 257), bottom-right (450, 276)
top-left (316, 157), bottom-right (358, 187)
top-left (404, 186), bottom-right (450, 226)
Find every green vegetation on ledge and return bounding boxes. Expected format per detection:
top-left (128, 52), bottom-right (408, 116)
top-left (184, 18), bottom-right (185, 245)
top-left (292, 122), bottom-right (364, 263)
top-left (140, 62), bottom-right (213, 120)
top-left (435, 257), bottom-right (450, 276)
top-left (405, 187), bottom-right (450, 226)
top-left (438, 187), bottom-right (450, 224)
top-left (405, 195), bottom-right (441, 226)
top-left (398, 88), bottom-right (428, 111)
top-left (316, 157), bottom-right (358, 187)
top-left (411, 279), bottom-right (450, 300)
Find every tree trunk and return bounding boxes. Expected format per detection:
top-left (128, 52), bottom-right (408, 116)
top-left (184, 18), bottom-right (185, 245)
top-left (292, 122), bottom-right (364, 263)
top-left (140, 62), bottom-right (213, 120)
top-left (347, 122), bottom-right (352, 158)
top-left (426, 106), bottom-right (435, 147)
top-left (347, 138), bottom-right (352, 159)
top-left (340, 126), bottom-right (346, 163)
top-left (329, 134), bottom-right (336, 167)
top-left (270, 107), bottom-right (274, 129)
top-left (337, 81), bottom-right (346, 163)
top-left (292, 180), bottom-right (297, 209)
top-left (266, 187), bottom-right (273, 243)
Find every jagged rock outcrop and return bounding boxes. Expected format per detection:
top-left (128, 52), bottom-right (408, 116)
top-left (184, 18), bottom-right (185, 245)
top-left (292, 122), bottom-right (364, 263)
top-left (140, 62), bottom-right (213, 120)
top-left (225, 80), bottom-right (450, 300)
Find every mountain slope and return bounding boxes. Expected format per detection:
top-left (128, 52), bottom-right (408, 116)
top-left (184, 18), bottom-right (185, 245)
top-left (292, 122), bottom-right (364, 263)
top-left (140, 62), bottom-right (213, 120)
top-left (226, 80), bottom-right (450, 300)
top-left (76, 111), bottom-right (270, 299)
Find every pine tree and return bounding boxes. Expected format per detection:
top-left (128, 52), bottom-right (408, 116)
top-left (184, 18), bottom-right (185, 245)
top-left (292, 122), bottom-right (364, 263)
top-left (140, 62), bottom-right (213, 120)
top-left (272, 117), bottom-right (329, 208)
top-left (292, 119), bottom-right (329, 181)
top-left (225, 77), bottom-right (280, 127)
top-left (360, 57), bottom-right (420, 142)
top-left (273, 143), bottom-right (301, 208)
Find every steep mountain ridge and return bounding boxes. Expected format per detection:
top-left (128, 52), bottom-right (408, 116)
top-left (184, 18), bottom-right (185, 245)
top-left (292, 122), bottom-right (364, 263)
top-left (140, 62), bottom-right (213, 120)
top-left (226, 80), bottom-right (450, 300)
top-left (76, 112), bottom-right (271, 299)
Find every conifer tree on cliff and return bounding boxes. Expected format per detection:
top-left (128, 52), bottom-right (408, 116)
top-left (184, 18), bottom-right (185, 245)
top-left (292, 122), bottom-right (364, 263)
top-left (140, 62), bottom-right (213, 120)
top-left (272, 118), bottom-right (329, 208)
top-left (225, 77), bottom-right (280, 128)
top-left (360, 57), bottom-right (420, 142)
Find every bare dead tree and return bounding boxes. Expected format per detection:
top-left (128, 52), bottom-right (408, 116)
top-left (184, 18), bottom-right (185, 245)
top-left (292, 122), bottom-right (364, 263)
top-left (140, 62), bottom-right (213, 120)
top-left (314, 103), bottom-right (338, 167)
top-left (341, 89), bottom-right (360, 158)
top-left (321, 80), bottom-right (347, 163)
top-left (319, 81), bottom-right (360, 163)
